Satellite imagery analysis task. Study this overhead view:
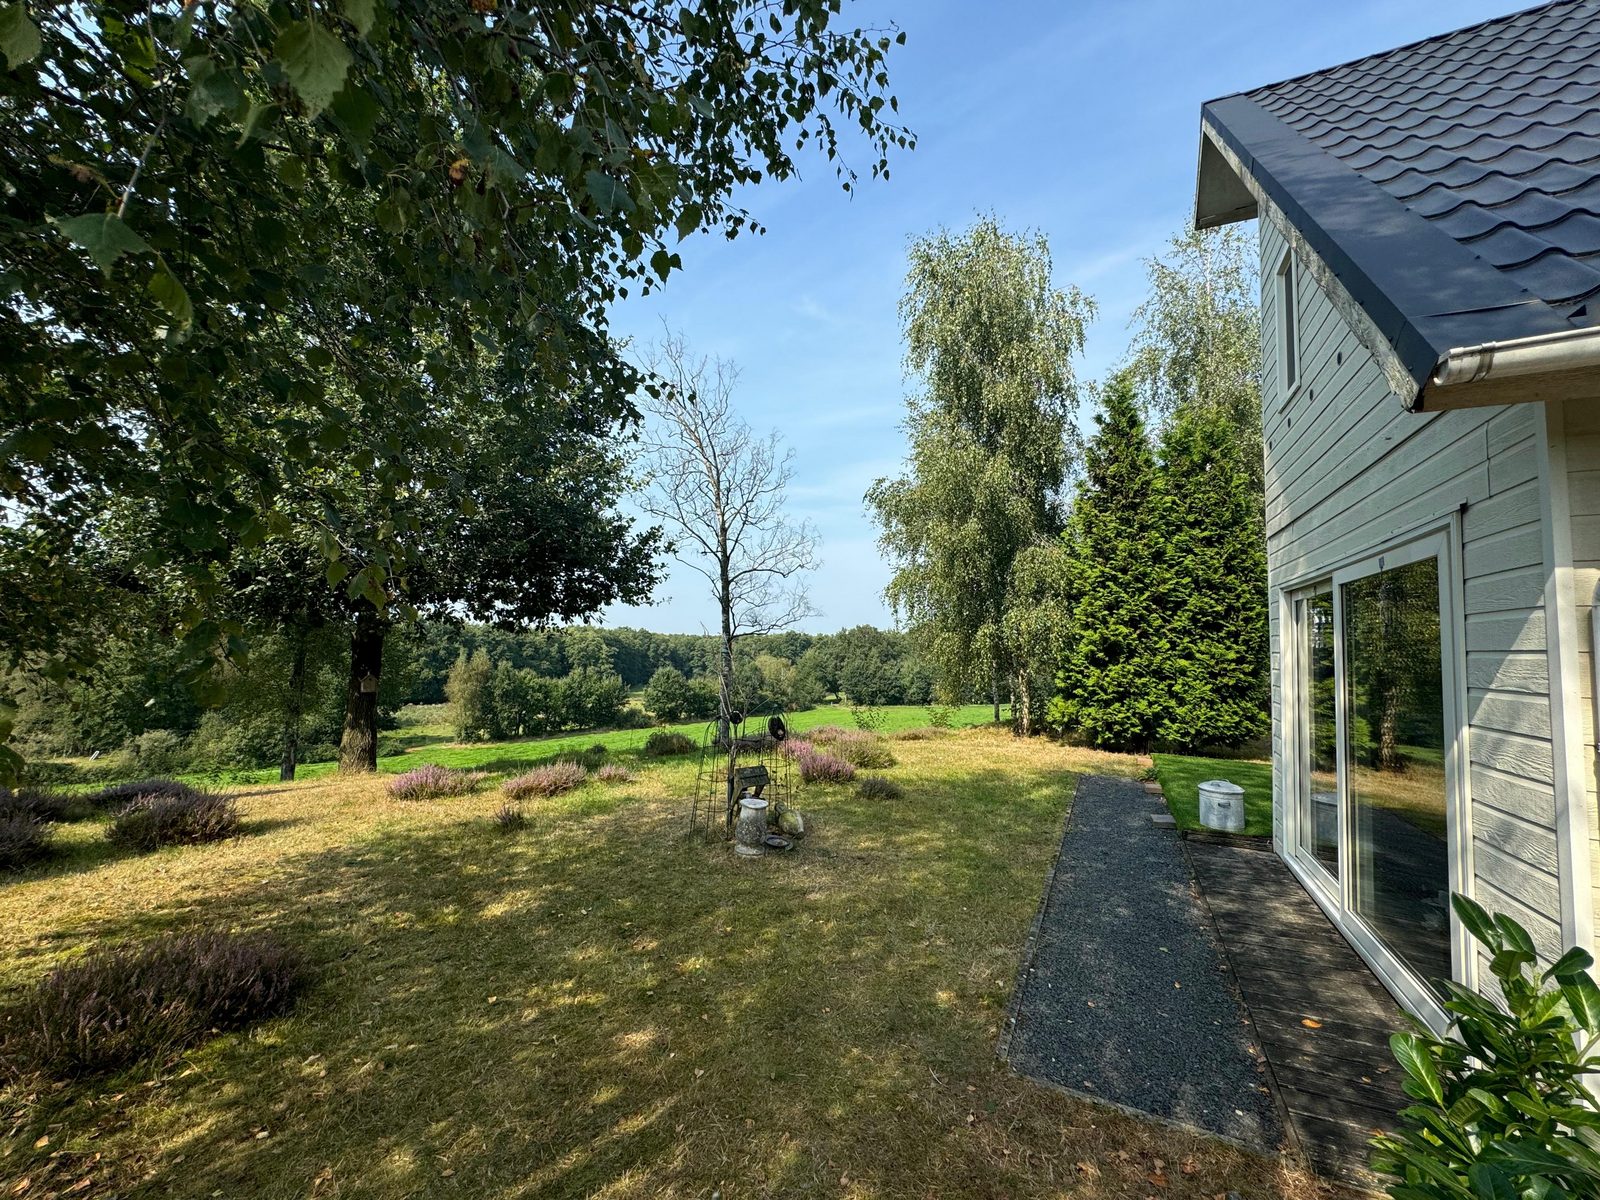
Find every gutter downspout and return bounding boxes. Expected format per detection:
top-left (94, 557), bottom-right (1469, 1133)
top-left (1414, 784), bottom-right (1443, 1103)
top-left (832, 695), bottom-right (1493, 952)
top-left (1432, 325), bottom-right (1600, 388)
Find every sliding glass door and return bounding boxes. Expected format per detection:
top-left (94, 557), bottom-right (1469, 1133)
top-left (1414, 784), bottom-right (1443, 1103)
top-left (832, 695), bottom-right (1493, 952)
top-left (1340, 554), bottom-right (1452, 992)
top-left (1288, 531), bottom-right (1462, 1011)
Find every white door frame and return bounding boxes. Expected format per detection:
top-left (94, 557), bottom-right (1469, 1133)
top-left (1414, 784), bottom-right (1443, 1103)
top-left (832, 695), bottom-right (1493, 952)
top-left (1278, 519), bottom-right (1472, 1033)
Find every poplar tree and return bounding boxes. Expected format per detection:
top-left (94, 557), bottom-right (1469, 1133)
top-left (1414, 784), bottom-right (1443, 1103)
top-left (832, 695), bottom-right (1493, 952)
top-left (1052, 373), bottom-right (1168, 751)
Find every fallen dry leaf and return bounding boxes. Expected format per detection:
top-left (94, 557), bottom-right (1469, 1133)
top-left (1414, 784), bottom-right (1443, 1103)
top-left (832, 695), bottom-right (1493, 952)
top-left (1301, 1018), bottom-right (1322, 1028)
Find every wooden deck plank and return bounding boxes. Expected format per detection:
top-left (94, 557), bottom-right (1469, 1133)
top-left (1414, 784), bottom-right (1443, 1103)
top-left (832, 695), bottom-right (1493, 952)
top-left (1186, 840), bottom-right (1411, 1187)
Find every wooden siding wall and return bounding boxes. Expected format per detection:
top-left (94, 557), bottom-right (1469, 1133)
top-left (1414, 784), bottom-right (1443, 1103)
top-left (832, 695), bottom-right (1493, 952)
top-left (1559, 398), bottom-right (1600, 941)
top-left (1260, 215), bottom-right (1567, 963)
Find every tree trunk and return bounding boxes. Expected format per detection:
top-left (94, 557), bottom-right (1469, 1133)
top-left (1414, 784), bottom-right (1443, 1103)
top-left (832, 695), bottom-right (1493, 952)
top-left (991, 672), bottom-right (1000, 724)
top-left (279, 625), bottom-right (309, 782)
top-left (1016, 671), bottom-right (1032, 738)
top-left (338, 608), bottom-right (386, 774)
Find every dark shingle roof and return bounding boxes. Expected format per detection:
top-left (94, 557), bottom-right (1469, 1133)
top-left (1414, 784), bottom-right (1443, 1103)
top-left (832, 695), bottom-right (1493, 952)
top-left (1198, 0), bottom-right (1600, 399)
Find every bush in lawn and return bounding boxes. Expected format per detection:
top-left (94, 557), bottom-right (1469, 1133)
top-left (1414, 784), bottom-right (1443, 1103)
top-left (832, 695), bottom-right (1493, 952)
top-left (107, 790), bottom-right (240, 851)
top-left (85, 777), bottom-right (200, 811)
top-left (595, 764), bottom-right (634, 785)
top-left (0, 787), bottom-right (71, 824)
top-left (1370, 895), bottom-right (1600, 1197)
top-left (849, 703), bottom-right (886, 733)
top-left (806, 727), bottom-right (895, 769)
top-left (503, 761), bottom-right (587, 800)
top-left (577, 743), bottom-right (609, 771)
top-left (387, 765), bottom-right (484, 801)
top-left (643, 730), bottom-right (696, 757)
top-left (925, 703), bottom-right (955, 729)
top-left (787, 741), bottom-right (855, 784)
top-left (0, 814), bottom-right (54, 871)
top-left (857, 774), bottom-right (903, 801)
top-left (129, 729), bottom-right (191, 775)
top-left (8, 931), bottom-right (309, 1076)
top-left (492, 803), bottom-right (528, 834)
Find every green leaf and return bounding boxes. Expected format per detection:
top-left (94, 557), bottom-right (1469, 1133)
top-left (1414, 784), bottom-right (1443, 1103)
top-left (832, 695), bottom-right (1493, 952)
top-left (1466, 1162), bottom-right (1515, 1200)
top-left (148, 264), bottom-right (193, 333)
top-left (325, 561), bottom-right (349, 588)
top-left (1561, 976), bottom-right (1600, 1031)
top-left (0, 2), bottom-right (41, 69)
top-left (236, 99), bottom-right (274, 145)
top-left (331, 82), bottom-right (379, 149)
top-left (274, 20), bottom-right (351, 117)
top-left (1389, 1032), bottom-right (1445, 1105)
top-left (49, 212), bottom-right (151, 276)
top-left (584, 169), bottom-right (634, 217)
top-left (340, 0), bottom-right (375, 37)
top-left (1549, 946), bottom-right (1595, 981)
top-left (1453, 893), bottom-right (1499, 951)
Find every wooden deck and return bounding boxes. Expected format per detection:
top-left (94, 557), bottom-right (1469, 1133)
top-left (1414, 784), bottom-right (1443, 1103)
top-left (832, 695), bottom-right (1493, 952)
top-left (1184, 838), bottom-right (1411, 1188)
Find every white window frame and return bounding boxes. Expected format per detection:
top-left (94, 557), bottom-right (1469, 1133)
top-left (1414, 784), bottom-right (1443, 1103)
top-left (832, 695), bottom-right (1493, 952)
top-left (1278, 520), bottom-right (1473, 1034)
top-left (1276, 247), bottom-right (1300, 406)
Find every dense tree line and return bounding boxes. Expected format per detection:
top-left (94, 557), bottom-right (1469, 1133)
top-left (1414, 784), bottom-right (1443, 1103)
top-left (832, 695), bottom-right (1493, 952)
top-left (7, 621), bottom-right (941, 766)
top-left (875, 221), bottom-right (1269, 752)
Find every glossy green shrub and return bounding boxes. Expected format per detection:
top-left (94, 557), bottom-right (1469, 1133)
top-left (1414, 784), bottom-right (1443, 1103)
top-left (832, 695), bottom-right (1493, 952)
top-left (1371, 894), bottom-right (1600, 1198)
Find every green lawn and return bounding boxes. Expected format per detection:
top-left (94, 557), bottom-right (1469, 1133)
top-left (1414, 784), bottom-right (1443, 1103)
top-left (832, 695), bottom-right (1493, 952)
top-left (169, 703), bottom-right (999, 788)
top-left (0, 729), bottom-right (1299, 1199)
top-left (1152, 753), bottom-right (1274, 837)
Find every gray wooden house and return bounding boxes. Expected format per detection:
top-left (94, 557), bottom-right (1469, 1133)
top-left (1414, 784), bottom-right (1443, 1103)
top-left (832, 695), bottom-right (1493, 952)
top-left (1194, 0), bottom-right (1600, 1028)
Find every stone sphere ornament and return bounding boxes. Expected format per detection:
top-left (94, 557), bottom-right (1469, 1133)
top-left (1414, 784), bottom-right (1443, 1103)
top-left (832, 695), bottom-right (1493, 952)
top-left (734, 796), bottom-right (769, 857)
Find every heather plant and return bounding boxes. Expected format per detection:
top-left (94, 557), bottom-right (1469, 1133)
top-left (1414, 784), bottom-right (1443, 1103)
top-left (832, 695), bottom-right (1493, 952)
top-left (503, 761), bottom-right (588, 800)
top-left (86, 778), bottom-right (201, 811)
top-left (806, 727), bottom-right (895, 769)
top-left (857, 775), bottom-right (903, 801)
top-left (6, 931), bottom-right (310, 1076)
top-left (643, 731), bottom-right (697, 757)
top-left (107, 791), bottom-right (240, 852)
top-left (0, 814), bottom-right (54, 871)
top-left (0, 787), bottom-right (71, 824)
top-left (595, 764), bottom-right (635, 785)
top-left (492, 804), bottom-right (528, 834)
top-left (1371, 895), bottom-right (1600, 1198)
top-left (387, 765), bottom-right (485, 802)
top-left (787, 741), bottom-right (855, 784)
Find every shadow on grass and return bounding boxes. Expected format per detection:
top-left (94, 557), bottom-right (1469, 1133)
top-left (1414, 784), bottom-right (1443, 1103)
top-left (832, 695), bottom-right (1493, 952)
top-left (0, 758), bottom-right (1288, 1200)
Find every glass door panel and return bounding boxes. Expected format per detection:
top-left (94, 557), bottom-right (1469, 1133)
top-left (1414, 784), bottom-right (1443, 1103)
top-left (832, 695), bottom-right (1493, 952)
top-left (1294, 586), bottom-right (1339, 877)
top-left (1339, 556), bottom-right (1452, 992)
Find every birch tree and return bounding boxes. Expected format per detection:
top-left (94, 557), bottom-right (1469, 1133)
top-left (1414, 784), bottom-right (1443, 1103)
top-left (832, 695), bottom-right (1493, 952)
top-left (867, 216), bottom-right (1093, 721)
top-left (639, 333), bottom-right (818, 740)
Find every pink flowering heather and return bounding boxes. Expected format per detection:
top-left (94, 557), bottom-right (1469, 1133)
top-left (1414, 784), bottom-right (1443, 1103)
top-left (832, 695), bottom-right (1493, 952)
top-left (594, 764), bottom-right (634, 785)
top-left (388, 765), bottom-right (484, 801)
top-left (503, 761), bottom-right (588, 800)
top-left (789, 742), bottom-right (856, 784)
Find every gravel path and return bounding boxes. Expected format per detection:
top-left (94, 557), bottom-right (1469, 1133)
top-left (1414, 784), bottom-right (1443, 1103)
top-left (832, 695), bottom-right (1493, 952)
top-left (1006, 774), bottom-right (1283, 1148)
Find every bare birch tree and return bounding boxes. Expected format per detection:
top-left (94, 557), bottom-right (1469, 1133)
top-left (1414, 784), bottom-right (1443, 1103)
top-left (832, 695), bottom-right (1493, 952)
top-left (638, 331), bottom-right (819, 742)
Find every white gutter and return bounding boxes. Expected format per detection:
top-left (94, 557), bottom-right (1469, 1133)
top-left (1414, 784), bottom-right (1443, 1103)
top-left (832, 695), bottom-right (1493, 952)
top-left (1432, 325), bottom-right (1600, 387)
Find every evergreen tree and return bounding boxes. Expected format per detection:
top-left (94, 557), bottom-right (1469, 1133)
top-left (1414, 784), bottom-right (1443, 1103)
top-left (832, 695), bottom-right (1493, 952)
top-left (1053, 374), bottom-right (1169, 751)
top-left (1155, 404), bottom-right (1270, 749)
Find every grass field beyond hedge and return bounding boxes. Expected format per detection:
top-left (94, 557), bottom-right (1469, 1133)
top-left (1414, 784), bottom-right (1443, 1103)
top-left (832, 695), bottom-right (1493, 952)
top-left (169, 702), bottom-right (1000, 788)
top-left (0, 730), bottom-right (1315, 1200)
top-left (1152, 753), bottom-right (1274, 837)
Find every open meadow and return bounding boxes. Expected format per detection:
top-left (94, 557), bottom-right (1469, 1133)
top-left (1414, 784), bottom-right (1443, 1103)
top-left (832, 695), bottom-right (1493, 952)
top-left (0, 726), bottom-right (1322, 1200)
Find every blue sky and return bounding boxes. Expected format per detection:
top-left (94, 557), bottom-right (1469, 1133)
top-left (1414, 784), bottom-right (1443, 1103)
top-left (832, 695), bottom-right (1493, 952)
top-left (603, 0), bottom-right (1512, 636)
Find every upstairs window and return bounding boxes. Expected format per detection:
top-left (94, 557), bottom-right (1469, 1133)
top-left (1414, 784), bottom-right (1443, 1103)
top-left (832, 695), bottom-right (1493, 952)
top-left (1278, 248), bottom-right (1299, 399)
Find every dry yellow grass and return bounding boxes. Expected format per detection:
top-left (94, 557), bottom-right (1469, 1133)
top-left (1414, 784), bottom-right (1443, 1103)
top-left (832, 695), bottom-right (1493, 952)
top-left (0, 730), bottom-right (1335, 1199)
